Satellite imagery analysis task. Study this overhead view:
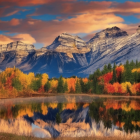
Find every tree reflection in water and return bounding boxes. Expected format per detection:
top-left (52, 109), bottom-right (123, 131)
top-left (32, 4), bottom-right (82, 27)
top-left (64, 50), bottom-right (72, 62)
top-left (0, 98), bottom-right (140, 138)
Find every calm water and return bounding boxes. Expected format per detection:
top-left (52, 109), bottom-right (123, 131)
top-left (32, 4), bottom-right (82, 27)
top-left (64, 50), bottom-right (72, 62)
top-left (0, 95), bottom-right (140, 139)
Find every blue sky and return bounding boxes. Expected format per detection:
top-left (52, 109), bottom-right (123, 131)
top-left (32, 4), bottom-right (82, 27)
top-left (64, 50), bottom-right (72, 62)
top-left (0, 0), bottom-right (140, 48)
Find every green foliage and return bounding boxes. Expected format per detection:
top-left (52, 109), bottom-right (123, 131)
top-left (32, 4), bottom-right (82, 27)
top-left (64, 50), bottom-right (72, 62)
top-left (12, 78), bottom-right (22, 91)
top-left (107, 63), bottom-right (112, 72)
top-left (102, 64), bottom-right (108, 74)
top-left (75, 80), bottom-right (81, 93)
top-left (44, 81), bottom-right (51, 92)
top-left (56, 112), bottom-right (61, 125)
top-left (1, 76), bottom-right (6, 84)
top-left (35, 73), bottom-right (42, 79)
top-left (30, 79), bottom-right (41, 91)
top-left (57, 76), bottom-right (64, 93)
top-left (63, 81), bottom-right (68, 93)
top-left (80, 79), bottom-right (85, 93)
top-left (110, 63), bottom-right (117, 84)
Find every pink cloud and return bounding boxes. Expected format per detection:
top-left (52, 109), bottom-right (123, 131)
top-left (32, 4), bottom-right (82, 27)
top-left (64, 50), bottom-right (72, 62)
top-left (0, 0), bottom-right (75, 7)
top-left (0, 13), bottom-right (127, 46)
top-left (10, 18), bottom-right (20, 26)
top-left (12, 34), bottom-right (36, 44)
top-left (0, 34), bottom-right (36, 45)
top-left (0, 35), bottom-right (13, 44)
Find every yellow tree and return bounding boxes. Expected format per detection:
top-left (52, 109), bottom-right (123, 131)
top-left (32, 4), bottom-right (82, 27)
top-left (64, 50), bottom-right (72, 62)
top-left (42, 73), bottom-right (49, 86)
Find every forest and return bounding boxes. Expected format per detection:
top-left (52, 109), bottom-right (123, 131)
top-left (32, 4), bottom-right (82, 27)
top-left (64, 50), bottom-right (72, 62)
top-left (1, 60), bottom-right (140, 97)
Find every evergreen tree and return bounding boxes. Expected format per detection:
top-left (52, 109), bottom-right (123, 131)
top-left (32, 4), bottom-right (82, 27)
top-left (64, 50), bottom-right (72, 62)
top-left (110, 63), bottom-right (117, 83)
top-left (44, 81), bottom-right (51, 92)
top-left (136, 60), bottom-right (139, 68)
top-left (124, 60), bottom-right (132, 83)
top-left (75, 80), bottom-right (81, 93)
top-left (130, 60), bottom-right (135, 70)
top-left (80, 79), bottom-right (85, 93)
top-left (57, 76), bottom-right (64, 93)
top-left (102, 64), bottom-right (108, 74)
top-left (107, 63), bottom-right (112, 72)
top-left (63, 81), bottom-right (68, 93)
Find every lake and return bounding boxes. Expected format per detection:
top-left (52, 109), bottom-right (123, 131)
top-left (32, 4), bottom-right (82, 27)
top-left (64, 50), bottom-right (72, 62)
top-left (0, 95), bottom-right (140, 139)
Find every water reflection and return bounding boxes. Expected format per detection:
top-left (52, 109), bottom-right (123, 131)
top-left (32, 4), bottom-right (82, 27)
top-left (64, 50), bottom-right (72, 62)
top-left (0, 96), bottom-right (140, 138)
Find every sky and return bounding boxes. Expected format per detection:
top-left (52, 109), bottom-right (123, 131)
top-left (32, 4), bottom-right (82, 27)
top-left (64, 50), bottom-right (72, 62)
top-left (0, 0), bottom-right (140, 49)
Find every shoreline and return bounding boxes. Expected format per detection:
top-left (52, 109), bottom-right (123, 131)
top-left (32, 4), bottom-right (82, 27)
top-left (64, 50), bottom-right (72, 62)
top-left (0, 93), bottom-right (140, 100)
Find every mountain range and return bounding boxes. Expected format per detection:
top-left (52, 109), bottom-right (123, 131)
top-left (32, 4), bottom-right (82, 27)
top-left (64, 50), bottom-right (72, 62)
top-left (0, 26), bottom-right (140, 77)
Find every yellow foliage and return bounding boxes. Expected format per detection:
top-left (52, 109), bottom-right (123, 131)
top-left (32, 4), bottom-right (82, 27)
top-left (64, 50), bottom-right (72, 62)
top-left (132, 68), bottom-right (140, 73)
top-left (121, 82), bottom-right (132, 93)
top-left (48, 103), bottom-right (58, 109)
top-left (132, 121), bottom-right (140, 127)
top-left (41, 103), bottom-right (48, 115)
top-left (121, 102), bottom-right (131, 112)
top-left (17, 106), bottom-right (33, 118)
top-left (42, 73), bottom-right (49, 86)
top-left (50, 79), bottom-right (58, 89)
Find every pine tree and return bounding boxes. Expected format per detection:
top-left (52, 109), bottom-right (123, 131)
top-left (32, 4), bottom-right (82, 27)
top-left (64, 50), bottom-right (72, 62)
top-left (102, 64), bottom-right (108, 74)
top-left (44, 81), bottom-right (51, 92)
top-left (80, 79), bottom-right (85, 93)
top-left (75, 80), bottom-right (81, 93)
top-left (57, 76), bottom-right (64, 93)
top-left (63, 81), bottom-right (68, 93)
top-left (125, 60), bottom-right (132, 83)
top-left (136, 60), bottom-right (138, 68)
top-left (111, 63), bottom-right (117, 84)
top-left (108, 63), bottom-right (112, 72)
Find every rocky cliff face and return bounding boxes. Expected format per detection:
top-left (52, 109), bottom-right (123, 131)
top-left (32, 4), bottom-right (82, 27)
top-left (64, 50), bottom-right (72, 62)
top-left (47, 33), bottom-right (90, 54)
top-left (88, 26), bottom-right (128, 52)
top-left (0, 41), bottom-right (35, 52)
top-left (0, 26), bottom-right (140, 77)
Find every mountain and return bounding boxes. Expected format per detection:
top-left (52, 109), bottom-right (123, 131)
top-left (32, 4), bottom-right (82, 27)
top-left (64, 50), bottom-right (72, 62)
top-left (0, 26), bottom-right (140, 77)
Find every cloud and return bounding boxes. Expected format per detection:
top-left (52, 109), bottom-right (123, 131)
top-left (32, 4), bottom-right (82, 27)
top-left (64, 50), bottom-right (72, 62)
top-left (29, 1), bottom-right (112, 17)
top-left (10, 18), bottom-right (20, 26)
top-left (0, 0), bottom-right (75, 7)
top-left (0, 34), bottom-right (36, 45)
top-left (0, 13), bottom-right (126, 46)
top-left (136, 15), bottom-right (140, 19)
top-left (11, 34), bottom-right (36, 44)
top-left (0, 6), bottom-right (25, 17)
top-left (28, 1), bottom-right (140, 18)
top-left (0, 35), bottom-right (13, 44)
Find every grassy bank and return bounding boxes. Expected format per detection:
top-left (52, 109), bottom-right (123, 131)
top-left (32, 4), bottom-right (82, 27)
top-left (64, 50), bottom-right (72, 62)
top-left (0, 133), bottom-right (138, 140)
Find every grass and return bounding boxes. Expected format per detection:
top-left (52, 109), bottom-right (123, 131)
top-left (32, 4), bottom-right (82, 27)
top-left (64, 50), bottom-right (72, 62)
top-left (0, 133), bottom-right (139, 140)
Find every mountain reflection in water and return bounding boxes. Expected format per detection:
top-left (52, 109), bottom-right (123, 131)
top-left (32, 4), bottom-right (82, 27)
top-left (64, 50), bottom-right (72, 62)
top-left (0, 96), bottom-right (140, 139)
